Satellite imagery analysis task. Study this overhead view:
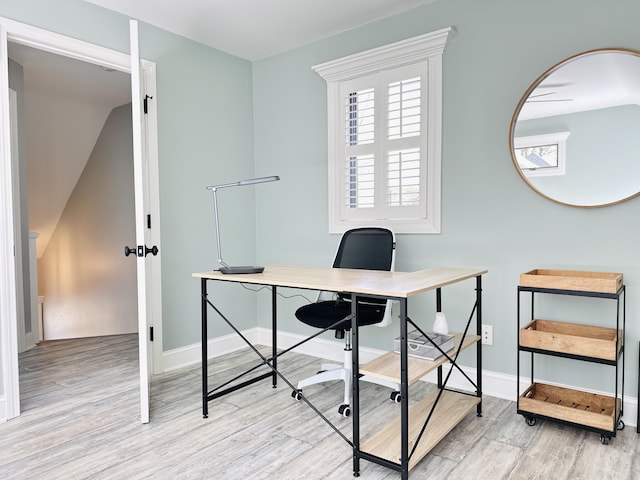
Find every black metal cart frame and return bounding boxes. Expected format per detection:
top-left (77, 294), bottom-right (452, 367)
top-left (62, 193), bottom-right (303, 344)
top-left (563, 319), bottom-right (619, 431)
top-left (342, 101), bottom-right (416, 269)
top-left (516, 285), bottom-right (626, 444)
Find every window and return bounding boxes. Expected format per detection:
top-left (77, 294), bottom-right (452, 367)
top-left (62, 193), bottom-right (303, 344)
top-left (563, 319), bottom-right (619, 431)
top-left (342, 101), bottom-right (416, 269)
top-left (313, 27), bottom-right (454, 233)
top-left (514, 132), bottom-right (570, 177)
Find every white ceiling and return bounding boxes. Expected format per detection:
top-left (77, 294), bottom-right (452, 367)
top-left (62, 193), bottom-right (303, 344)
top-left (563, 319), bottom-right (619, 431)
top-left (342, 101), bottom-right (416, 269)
top-left (84, 0), bottom-right (438, 60)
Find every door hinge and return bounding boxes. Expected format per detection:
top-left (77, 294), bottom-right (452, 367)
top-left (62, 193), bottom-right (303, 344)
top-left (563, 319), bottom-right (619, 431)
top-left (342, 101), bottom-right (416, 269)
top-left (150, 326), bottom-right (154, 341)
top-left (147, 214), bottom-right (151, 229)
top-left (143, 94), bottom-right (153, 114)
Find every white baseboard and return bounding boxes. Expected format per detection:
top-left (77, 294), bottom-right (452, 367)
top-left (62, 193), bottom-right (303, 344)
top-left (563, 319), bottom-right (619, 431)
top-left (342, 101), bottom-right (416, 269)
top-left (0, 395), bottom-right (6, 423)
top-left (161, 329), bottom-right (260, 372)
top-left (162, 327), bottom-right (638, 428)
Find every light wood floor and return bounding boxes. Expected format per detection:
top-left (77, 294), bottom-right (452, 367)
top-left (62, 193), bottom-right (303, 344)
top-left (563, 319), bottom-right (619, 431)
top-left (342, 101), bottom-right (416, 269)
top-left (1, 334), bottom-right (639, 479)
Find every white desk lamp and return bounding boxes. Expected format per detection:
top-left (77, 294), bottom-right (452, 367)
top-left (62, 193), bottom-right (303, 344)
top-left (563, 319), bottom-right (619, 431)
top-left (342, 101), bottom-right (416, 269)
top-left (206, 175), bottom-right (280, 274)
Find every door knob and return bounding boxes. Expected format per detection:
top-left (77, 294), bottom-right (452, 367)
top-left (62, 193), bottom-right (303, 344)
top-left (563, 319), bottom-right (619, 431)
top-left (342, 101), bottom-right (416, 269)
top-left (124, 245), bottom-right (159, 257)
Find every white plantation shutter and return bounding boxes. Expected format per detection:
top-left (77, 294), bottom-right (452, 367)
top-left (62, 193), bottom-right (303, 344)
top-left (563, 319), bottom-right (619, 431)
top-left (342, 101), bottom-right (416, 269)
top-left (388, 76), bottom-right (421, 140)
top-left (385, 67), bottom-right (424, 216)
top-left (344, 87), bottom-right (375, 209)
top-left (387, 147), bottom-right (420, 207)
top-left (314, 27), bottom-right (453, 233)
top-left (340, 64), bottom-right (426, 221)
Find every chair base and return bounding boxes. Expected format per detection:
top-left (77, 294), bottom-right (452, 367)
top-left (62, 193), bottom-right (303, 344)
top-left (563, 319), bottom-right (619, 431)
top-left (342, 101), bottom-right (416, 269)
top-left (296, 349), bottom-right (400, 415)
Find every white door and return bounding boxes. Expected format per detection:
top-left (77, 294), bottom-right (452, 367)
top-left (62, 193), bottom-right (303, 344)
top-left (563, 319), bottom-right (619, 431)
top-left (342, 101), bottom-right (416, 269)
top-left (130, 19), bottom-right (154, 424)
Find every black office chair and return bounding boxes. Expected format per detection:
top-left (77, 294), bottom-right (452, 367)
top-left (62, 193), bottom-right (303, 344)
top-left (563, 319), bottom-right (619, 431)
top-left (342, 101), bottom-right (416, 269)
top-left (292, 227), bottom-right (400, 417)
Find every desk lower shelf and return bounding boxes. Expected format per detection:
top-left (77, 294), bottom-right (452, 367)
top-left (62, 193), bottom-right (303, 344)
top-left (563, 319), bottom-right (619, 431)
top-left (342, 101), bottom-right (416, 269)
top-left (361, 389), bottom-right (480, 471)
top-left (360, 333), bottom-right (480, 385)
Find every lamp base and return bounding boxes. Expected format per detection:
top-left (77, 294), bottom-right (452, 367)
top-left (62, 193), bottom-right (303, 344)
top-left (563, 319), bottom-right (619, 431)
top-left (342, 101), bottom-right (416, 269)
top-left (219, 265), bottom-right (265, 274)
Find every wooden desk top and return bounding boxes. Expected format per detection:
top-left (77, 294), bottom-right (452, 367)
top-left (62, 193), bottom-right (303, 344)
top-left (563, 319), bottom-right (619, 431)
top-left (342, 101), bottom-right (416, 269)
top-left (193, 265), bottom-right (487, 298)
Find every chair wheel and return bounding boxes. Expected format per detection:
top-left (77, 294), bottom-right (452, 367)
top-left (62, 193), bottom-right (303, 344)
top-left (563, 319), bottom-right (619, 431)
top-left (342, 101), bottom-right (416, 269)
top-left (338, 404), bottom-right (351, 418)
top-left (291, 389), bottom-right (303, 401)
top-left (390, 391), bottom-right (401, 403)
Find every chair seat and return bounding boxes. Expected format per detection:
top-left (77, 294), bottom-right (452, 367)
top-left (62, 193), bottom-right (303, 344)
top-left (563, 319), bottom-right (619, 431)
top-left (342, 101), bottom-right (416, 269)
top-left (295, 300), bottom-right (386, 332)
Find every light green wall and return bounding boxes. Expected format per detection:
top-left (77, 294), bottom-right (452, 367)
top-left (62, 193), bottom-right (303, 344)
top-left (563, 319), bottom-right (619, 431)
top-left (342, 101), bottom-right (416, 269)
top-left (138, 27), bottom-right (257, 349)
top-left (2, 0), bottom-right (639, 399)
top-left (253, 0), bottom-right (640, 394)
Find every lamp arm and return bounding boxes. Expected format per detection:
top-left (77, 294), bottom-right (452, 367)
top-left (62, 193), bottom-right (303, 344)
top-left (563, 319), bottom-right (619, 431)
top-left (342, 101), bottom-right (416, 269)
top-left (211, 188), bottom-right (230, 269)
top-left (206, 175), bottom-right (279, 190)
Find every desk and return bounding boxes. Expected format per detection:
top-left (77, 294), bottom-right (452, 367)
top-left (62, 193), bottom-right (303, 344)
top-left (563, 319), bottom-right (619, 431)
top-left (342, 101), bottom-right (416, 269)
top-left (194, 265), bottom-right (486, 478)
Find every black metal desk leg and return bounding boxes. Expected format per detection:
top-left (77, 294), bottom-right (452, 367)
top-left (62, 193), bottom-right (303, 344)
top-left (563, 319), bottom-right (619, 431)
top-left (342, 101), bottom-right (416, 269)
top-left (436, 288), bottom-right (443, 389)
top-left (201, 278), bottom-right (209, 418)
top-left (352, 294), bottom-right (361, 477)
top-left (272, 286), bottom-right (278, 388)
top-left (476, 275), bottom-right (483, 416)
top-left (400, 298), bottom-right (409, 480)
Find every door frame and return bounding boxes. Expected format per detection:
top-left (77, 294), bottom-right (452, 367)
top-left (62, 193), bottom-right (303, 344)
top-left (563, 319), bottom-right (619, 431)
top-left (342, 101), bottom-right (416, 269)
top-left (8, 87), bottom-right (26, 354)
top-left (0, 16), bottom-right (163, 421)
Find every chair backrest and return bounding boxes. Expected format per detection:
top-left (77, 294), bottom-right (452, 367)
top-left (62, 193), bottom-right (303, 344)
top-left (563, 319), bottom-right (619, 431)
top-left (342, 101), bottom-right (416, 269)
top-left (332, 227), bottom-right (395, 272)
top-left (330, 227), bottom-right (396, 328)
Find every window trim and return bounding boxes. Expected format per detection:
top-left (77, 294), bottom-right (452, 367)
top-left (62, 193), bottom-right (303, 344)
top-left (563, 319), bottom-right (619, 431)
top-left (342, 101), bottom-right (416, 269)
top-left (313, 27), bottom-right (454, 234)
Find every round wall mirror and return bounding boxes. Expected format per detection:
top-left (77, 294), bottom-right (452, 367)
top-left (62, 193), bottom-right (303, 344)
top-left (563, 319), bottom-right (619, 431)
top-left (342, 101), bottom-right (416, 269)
top-left (509, 48), bottom-right (640, 207)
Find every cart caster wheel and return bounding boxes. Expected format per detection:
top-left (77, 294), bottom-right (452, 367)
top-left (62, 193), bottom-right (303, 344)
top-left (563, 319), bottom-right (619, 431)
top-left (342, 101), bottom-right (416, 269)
top-left (390, 391), bottom-right (401, 403)
top-left (600, 434), bottom-right (611, 445)
top-left (525, 416), bottom-right (537, 426)
top-left (617, 420), bottom-right (625, 431)
top-left (338, 404), bottom-right (351, 418)
top-left (291, 389), bottom-right (303, 401)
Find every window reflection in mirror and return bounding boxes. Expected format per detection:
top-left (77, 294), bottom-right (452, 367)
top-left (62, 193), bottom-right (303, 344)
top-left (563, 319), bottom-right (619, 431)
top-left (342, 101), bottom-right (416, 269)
top-left (514, 132), bottom-right (569, 177)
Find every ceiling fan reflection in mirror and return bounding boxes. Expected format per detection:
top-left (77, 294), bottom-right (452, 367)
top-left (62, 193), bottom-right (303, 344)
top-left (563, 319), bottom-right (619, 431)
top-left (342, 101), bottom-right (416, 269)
top-left (526, 83), bottom-right (573, 103)
top-left (526, 91), bottom-right (572, 103)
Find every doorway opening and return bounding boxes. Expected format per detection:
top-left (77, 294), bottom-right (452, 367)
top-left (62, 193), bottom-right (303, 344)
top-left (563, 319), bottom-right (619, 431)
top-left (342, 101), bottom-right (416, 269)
top-left (9, 42), bottom-right (137, 344)
top-left (1, 19), bottom-right (162, 423)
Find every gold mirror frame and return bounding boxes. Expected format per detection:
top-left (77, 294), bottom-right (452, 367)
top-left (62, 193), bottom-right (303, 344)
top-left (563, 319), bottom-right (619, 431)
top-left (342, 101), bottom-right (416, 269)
top-left (509, 48), bottom-right (640, 208)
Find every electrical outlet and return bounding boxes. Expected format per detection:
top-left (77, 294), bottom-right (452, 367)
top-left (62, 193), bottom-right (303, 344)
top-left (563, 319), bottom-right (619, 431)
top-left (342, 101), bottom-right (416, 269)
top-left (482, 324), bottom-right (493, 345)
